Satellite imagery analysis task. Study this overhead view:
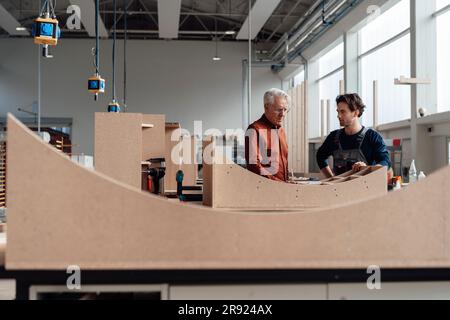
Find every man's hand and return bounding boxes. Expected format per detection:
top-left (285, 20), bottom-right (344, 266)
top-left (320, 166), bottom-right (334, 179)
top-left (352, 162), bottom-right (368, 172)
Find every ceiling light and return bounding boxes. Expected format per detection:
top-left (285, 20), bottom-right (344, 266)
top-left (15, 26), bottom-right (27, 31)
top-left (212, 56), bottom-right (221, 61)
top-left (225, 30), bottom-right (236, 35)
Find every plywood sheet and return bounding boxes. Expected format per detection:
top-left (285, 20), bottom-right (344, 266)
top-left (205, 160), bottom-right (387, 209)
top-left (284, 83), bottom-right (308, 174)
top-left (164, 123), bottom-right (181, 193)
top-left (6, 114), bottom-right (450, 270)
top-left (181, 136), bottom-right (198, 186)
top-left (202, 138), bottom-right (215, 207)
top-left (142, 114), bottom-right (165, 161)
top-left (94, 113), bottom-right (142, 189)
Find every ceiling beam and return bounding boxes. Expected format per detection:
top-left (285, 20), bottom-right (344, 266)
top-left (137, 0), bottom-right (158, 27)
top-left (157, 0), bottom-right (182, 39)
top-left (69, 0), bottom-right (109, 38)
top-left (236, 0), bottom-right (282, 40)
top-left (0, 3), bottom-right (29, 36)
top-left (266, 0), bottom-right (306, 42)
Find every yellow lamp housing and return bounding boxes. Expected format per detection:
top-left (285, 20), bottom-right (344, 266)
top-left (108, 101), bottom-right (121, 113)
top-left (33, 17), bottom-right (60, 46)
top-left (88, 75), bottom-right (105, 94)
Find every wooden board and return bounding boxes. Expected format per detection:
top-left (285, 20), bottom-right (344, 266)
top-left (142, 114), bottom-right (165, 161)
top-left (284, 83), bottom-right (308, 174)
top-left (94, 113), bottom-right (142, 189)
top-left (302, 81), bottom-right (309, 174)
top-left (95, 113), bottom-right (165, 190)
top-left (201, 137), bottom-right (215, 207)
top-left (164, 123), bottom-right (181, 193)
top-left (394, 77), bottom-right (431, 85)
top-left (6, 114), bottom-right (450, 270)
top-left (180, 136), bottom-right (198, 186)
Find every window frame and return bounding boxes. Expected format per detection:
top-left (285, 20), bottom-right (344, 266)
top-left (433, 3), bottom-right (450, 113)
top-left (356, 0), bottom-right (411, 127)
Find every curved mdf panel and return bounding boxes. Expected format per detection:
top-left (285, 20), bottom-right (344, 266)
top-left (203, 160), bottom-right (387, 210)
top-left (5, 114), bottom-right (450, 270)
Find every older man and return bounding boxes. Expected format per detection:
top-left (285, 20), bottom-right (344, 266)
top-left (245, 88), bottom-right (290, 182)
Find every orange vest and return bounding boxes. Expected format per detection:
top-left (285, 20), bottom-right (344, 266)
top-left (245, 114), bottom-right (288, 182)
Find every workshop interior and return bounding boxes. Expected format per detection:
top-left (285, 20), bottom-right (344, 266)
top-left (1, 0), bottom-right (450, 301)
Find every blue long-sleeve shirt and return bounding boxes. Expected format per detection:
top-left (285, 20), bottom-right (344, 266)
top-left (316, 128), bottom-right (391, 170)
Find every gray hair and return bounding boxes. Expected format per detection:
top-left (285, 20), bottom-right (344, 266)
top-left (263, 88), bottom-right (291, 107)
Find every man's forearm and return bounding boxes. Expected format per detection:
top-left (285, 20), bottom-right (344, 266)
top-left (321, 166), bottom-right (334, 179)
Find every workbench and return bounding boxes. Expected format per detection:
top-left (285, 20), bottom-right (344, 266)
top-left (2, 265), bottom-right (450, 300)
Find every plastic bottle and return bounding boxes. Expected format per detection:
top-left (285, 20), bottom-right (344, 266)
top-left (409, 159), bottom-right (417, 184)
top-left (394, 176), bottom-right (402, 190)
top-left (418, 171), bottom-right (426, 181)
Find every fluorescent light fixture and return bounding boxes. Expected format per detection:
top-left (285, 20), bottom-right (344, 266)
top-left (212, 56), bottom-right (221, 61)
top-left (225, 30), bottom-right (236, 35)
top-left (0, 3), bottom-right (30, 35)
top-left (15, 26), bottom-right (27, 31)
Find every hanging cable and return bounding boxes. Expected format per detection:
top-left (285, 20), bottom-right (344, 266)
top-left (107, 0), bottom-right (120, 112)
top-left (88, 0), bottom-right (105, 101)
top-left (248, 0), bottom-right (252, 127)
top-left (95, 0), bottom-right (99, 75)
top-left (49, 0), bottom-right (56, 18)
top-left (112, 0), bottom-right (117, 102)
top-left (123, 0), bottom-right (128, 111)
top-left (38, 0), bottom-right (48, 17)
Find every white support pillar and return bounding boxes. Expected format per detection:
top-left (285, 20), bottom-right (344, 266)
top-left (326, 99), bottom-right (331, 135)
top-left (321, 99), bottom-right (326, 142)
top-left (410, 0), bottom-right (438, 174)
top-left (307, 59), bottom-right (320, 139)
top-left (373, 80), bottom-right (378, 129)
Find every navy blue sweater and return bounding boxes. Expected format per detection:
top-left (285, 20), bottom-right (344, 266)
top-left (316, 127), bottom-right (391, 170)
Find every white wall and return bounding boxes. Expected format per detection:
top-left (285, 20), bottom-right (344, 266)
top-left (0, 39), bottom-right (281, 154)
top-left (379, 124), bottom-right (450, 174)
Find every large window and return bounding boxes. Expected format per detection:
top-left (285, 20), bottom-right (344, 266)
top-left (293, 70), bottom-right (305, 87)
top-left (319, 43), bottom-right (344, 78)
top-left (358, 0), bottom-right (411, 126)
top-left (360, 34), bottom-right (411, 126)
top-left (359, 0), bottom-right (410, 53)
top-left (319, 70), bottom-right (343, 132)
top-left (436, 0), bottom-right (450, 112)
top-left (318, 43), bottom-right (344, 134)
